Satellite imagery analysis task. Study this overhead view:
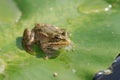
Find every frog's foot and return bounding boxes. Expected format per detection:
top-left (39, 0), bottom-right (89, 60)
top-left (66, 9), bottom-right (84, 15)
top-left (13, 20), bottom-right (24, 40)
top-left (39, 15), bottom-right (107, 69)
top-left (22, 41), bottom-right (35, 55)
top-left (42, 49), bottom-right (59, 59)
top-left (41, 44), bottom-right (60, 59)
top-left (44, 54), bottom-right (56, 60)
top-left (22, 28), bottom-right (35, 55)
top-left (44, 51), bottom-right (60, 59)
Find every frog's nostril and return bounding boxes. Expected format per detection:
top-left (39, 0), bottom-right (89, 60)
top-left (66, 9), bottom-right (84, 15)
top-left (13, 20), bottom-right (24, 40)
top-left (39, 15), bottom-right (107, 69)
top-left (62, 32), bottom-right (65, 35)
top-left (62, 32), bottom-right (67, 36)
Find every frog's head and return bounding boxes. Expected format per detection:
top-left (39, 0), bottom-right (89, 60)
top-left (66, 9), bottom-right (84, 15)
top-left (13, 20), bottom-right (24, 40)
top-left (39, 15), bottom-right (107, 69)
top-left (53, 29), bottom-right (70, 43)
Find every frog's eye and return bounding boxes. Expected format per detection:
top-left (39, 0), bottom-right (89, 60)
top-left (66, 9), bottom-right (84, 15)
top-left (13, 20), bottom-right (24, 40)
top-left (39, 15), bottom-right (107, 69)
top-left (54, 35), bottom-right (61, 42)
top-left (55, 35), bottom-right (61, 39)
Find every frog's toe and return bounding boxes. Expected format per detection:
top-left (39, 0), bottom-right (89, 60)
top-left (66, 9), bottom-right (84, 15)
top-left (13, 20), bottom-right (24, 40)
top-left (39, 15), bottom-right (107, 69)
top-left (45, 52), bottom-right (60, 59)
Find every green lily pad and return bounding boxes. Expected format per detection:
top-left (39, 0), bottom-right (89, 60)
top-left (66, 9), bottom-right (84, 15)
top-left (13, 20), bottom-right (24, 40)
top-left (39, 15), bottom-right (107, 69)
top-left (0, 0), bottom-right (21, 23)
top-left (0, 0), bottom-right (120, 80)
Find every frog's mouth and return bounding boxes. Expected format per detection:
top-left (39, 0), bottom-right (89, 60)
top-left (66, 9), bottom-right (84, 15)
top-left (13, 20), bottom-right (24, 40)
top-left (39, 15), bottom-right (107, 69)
top-left (49, 38), bottom-right (71, 49)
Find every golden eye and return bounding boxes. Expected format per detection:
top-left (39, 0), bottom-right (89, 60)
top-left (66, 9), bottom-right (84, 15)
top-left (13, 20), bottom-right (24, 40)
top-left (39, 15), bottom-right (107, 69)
top-left (54, 35), bottom-right (61, 42)
top-left (55, 35), bottom-right (60, 39)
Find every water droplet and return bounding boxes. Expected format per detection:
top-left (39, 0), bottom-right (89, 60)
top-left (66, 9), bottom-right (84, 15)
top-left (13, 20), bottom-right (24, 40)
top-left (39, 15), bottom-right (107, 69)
top-left (50, 7), bottom-right (53, 11)
top-left (108, 5), bottom-right (112, 8)
top-left (104, 4), bottom-right (112, 12)
top-left (98, 72), bottom-right (103, 75)
top-left (53, 72), bottom-right (58, 77)
top-left (72, 69), bottom-right (76, 73)
top-left (104, 7), bottom-right (109, 11)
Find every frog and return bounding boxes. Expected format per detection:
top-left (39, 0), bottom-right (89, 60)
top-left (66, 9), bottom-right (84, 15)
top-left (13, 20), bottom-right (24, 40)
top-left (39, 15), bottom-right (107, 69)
top-left (22, 23), bottom-right (71, 59)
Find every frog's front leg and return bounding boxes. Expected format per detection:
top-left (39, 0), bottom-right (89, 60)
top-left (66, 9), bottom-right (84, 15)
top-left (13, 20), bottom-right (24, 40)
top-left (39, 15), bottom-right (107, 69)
top-left (41, 44), bottom-right (59, 59)
top-left (22, 28), bottom-right (35, 54)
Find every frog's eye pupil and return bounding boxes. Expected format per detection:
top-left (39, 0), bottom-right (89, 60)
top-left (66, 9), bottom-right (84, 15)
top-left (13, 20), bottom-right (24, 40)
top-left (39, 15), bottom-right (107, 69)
top-left (55, 35), bottom-right (60, 39)
top-left (54, 35), bottom-right (61, 42)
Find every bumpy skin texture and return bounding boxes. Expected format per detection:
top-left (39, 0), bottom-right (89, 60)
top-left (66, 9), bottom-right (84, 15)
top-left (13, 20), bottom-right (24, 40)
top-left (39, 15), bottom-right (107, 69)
top-left (22, 23), bottom-right (71, 58)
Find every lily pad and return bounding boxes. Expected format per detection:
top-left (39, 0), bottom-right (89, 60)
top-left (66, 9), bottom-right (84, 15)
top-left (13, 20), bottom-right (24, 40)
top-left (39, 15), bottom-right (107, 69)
top-left (0, 0), bottom-right (120, 80)
top-left (0, 0), bottom-right (21, 23)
